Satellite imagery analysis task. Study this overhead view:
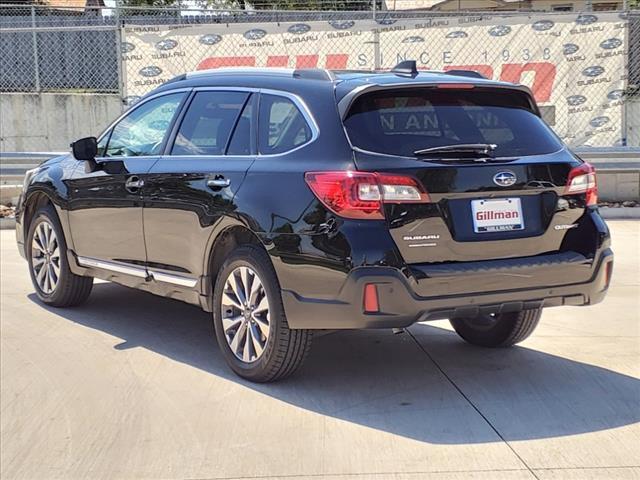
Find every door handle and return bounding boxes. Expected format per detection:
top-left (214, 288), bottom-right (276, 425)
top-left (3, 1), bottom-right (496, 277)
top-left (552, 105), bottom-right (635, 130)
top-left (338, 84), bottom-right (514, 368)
top-left (125, 176), bottom-right (144, 193)
top-left (207, 177), bottom-right (231, 189)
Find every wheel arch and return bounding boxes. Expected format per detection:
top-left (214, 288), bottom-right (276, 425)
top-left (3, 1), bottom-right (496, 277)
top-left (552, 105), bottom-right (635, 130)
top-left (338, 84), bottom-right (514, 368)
top-left (23, 190), bottom-right (56, 244)
top-left (201, 219), bottom-right (271, 312)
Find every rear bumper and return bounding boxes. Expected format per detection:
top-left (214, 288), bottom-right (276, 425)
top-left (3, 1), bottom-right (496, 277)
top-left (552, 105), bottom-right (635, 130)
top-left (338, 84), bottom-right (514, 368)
top-left (282, 247), bottom-right (613, 329)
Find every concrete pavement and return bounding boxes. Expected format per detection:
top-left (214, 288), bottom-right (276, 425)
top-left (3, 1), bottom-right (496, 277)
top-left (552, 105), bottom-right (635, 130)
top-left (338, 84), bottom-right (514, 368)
top-left (1, 222), bottom-right (639, 480)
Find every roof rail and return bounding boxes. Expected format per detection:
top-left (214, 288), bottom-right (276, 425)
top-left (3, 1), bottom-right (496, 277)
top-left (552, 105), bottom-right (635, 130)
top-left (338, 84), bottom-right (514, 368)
top-left (164, 73), bottom-right (187, 84)
top-left (392, 60), bottom-right (418, 77)
top-left (293, 68), bottom-right (335, 81)
top-left (444, 69), bottom-right (487, 79)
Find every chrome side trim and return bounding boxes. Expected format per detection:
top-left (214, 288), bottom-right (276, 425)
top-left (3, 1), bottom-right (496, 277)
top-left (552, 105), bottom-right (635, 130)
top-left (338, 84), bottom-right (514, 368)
top-left (77, 256), bottom-right (148, 278)
top-left (150, 271), bottom-right (198, 288)
top-left (76, 256), bottom-right (199, 288)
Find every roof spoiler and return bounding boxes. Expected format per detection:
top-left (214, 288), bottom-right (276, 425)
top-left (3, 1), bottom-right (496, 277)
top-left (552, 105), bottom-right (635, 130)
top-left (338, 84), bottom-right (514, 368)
top-left (445, 69), bottom-right (487, 79)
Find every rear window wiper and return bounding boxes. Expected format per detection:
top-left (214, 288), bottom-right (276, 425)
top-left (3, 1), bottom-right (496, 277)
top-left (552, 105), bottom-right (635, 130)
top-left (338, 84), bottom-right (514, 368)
top-left (413, 143), bottom-right (497, 157)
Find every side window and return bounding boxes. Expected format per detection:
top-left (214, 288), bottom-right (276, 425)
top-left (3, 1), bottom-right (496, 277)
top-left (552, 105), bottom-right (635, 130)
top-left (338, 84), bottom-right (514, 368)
top-left (259, 94), bottom-right (312, 155)
top-left (227, 94), bottom-right (254, 156)
top-left (171, 91), bottom-right (248, 156)
top-left (106, 92), bottom-right (184, 157)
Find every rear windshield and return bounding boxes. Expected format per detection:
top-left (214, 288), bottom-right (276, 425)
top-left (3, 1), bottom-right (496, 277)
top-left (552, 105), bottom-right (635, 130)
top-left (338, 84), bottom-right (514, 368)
top-left (343, 88), bottom-right (563, 158)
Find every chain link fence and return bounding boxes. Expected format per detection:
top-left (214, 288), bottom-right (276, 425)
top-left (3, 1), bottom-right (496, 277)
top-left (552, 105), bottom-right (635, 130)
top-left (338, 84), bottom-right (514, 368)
top-left (1, 4), bottom-right (639, 150)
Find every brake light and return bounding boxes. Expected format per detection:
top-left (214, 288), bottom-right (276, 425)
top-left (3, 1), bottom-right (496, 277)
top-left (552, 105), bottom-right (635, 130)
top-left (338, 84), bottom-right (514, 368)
top-left (304, 171), bottom-right (429, 220)
top-left (437, 83), bottom-right (475, 89)
top-left (565, 162), bottom-right (598, 206)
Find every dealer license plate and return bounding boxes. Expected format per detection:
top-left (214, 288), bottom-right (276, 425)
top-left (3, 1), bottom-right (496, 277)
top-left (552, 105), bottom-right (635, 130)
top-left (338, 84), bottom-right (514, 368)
top-left (471, 198), bottom-right (524, 233)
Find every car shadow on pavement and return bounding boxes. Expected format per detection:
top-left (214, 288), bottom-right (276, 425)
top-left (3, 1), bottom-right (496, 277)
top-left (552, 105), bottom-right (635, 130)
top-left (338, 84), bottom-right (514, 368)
top-left (28, 282), bottom-right (640, 445)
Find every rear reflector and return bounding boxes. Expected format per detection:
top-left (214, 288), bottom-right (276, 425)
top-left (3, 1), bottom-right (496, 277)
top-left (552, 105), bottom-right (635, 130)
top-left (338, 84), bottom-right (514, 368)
top-left (605, 261), bottom-right (613, 290)
top-left (304, 171), bottom-right (429, 220)
top-left (363, 283), bottom-right (379, 313)
top-left (565, 162), bottom-right (598, 206)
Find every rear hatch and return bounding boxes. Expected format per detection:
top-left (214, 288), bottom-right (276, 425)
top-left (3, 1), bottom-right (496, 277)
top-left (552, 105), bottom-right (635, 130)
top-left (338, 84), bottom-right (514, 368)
top-left (342, 84), bottom-right (597, 265)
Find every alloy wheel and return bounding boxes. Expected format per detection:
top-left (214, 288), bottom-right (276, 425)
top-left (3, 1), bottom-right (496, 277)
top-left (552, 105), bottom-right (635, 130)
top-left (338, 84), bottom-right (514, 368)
top-left (31, 220), bottom-right (61, 295)
top-left (221, 266), bottom-right (271, 363)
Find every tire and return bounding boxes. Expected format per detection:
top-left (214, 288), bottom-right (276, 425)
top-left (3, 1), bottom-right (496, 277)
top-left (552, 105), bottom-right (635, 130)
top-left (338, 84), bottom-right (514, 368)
top-left (26, 205), bottom-right (93, 307)
top-left (449, 308), bottom-right (542, 348)
top-left (212, 244), bottom-right (312, 382)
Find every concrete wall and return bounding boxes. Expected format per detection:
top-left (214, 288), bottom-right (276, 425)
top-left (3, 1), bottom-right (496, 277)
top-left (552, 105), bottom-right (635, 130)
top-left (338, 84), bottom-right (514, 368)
top-left (0, 93), bottom-right (122, 152)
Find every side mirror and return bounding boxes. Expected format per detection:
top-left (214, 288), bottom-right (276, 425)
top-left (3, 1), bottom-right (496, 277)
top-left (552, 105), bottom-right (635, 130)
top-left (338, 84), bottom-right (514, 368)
top-left (71, 136), bottom-right (97, 161)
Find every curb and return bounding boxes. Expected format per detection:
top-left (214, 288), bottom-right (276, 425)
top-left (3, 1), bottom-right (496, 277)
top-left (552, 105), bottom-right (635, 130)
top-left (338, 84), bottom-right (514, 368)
top-left (0, 218), bottom-right (16, 230)
top-left (599, 207), bottom-right (640, 219)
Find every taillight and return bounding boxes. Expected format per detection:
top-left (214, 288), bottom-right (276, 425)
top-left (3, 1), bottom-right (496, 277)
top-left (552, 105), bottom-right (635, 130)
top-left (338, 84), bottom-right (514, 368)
top-left (363, 283), bottom-right (379, 313)
top-left (565, 162), bottom-right (598, 206)
top-left (304, 171), bottom-right (429, 220)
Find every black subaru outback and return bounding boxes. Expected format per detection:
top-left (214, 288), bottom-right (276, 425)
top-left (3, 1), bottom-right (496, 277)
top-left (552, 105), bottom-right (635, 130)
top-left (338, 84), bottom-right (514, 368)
top-left (16, 62), bottom-right (613, 382)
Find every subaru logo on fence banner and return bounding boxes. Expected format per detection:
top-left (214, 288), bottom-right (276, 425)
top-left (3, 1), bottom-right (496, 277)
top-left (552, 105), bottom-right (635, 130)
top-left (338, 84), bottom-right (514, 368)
top-left (446, 30), bottom-right (468, 38)
top-left (488, 25), bottom-right (511, 37)
top-left (532, 20), bottom-right (555, 31)
top-left (493, 171), bottom-right (517, 187)
top-left (287, 23), bottom-right (311, 35)
top-left (563, 43), bottom-right (580, 55)
top-left (155, 39), bottom-right (178, 51)
top-left (244, 29), bottom-right (267, 40)
top-left (139, 65), bottom-right (162, 77)
top-left (600, 38), bottom-right (622, 50)
top-left (590, 116), bottom-right (610, 128)
top-left (607, 89), bottom-right (625, 101)
top-left (582, 65), bottom-right (604, 77)
top-left (121, 42), bottom-right (135, 53)
top-left (199, 34), bottom-right (222, 45)
top-left (375, 17), bottom-right (397, 25)
top-left (402, 36), bottom-right (424, 43)
top-left (329, 20), bottom-right (355, 30)
top-left (566, 95), bottom-right (587, 106)
top-left (576, 14), bottom-right (598, 25)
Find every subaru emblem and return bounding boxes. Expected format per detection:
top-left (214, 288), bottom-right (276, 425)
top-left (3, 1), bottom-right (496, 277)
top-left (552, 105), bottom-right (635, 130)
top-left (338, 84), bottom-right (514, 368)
top-left (566, 95), bottom-right (587, 106)
top-left (244, 29), bottom-right (267, 40)
top-left (607, 89), bottom-right (625, 101)
top-left (589, 116), bottom-right (610, 128)
top-left (532, 20), bottom-right (554, 31)
top-left (139, 65), bottom-right (162, 77)
top-left (600, 38), bottom-right (622, 50)
top-left (287, 23), bottom-right (311, 35)
top-left (121, 42), bottom-right (135, 53)
top-left (488, 25), bottom-right (511, 37)
top-left (199, 34), bottom-right (222, 45)
top-left (446, 30), bottom-right (468, 39)
top-left (329, 20), bottom-right (355, 30)
top-left (582, 65), bottom-right (604, 78)
top-left (576, 14), bottom-right (598, 25)
top-left (155, 39), bottom-right (178, 51)
top-left (493, 171), bottom-right (517, 187)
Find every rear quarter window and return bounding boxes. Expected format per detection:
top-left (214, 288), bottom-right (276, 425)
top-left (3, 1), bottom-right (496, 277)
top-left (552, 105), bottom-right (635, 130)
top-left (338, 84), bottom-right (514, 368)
top-left (259, 94), bottom-right (313, 154)
top-left (343, 88), bottom-right (563, 158)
